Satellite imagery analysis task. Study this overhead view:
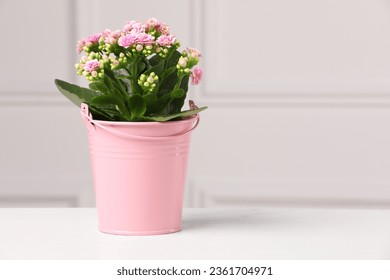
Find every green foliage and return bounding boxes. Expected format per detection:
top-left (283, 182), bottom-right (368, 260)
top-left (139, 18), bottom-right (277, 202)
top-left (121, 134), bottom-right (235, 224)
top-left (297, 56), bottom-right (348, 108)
top-left (54, 50), bottom-right (206, 122)
top-left (128, 95), bottom-right (146, 120)
top-left (139, 106), bottom-right (207, 122)
top-left (54, 79), bottom-right (102, 107)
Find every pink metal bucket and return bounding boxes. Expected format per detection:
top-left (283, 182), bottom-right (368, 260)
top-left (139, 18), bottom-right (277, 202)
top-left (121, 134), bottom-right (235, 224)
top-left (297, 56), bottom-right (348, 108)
top-left (80, 104), bottom-right (199, 235)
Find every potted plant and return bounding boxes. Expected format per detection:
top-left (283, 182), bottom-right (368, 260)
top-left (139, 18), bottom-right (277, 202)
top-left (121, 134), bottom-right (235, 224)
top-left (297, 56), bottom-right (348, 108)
top-left (54, 18), bottom-right (206, 236)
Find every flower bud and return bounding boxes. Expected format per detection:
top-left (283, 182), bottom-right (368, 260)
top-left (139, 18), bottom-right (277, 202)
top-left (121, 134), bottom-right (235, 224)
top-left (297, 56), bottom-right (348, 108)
top-left (136, 44), bottom-right (143, 52)
top-left (178, 57), bottom-right (187, 67)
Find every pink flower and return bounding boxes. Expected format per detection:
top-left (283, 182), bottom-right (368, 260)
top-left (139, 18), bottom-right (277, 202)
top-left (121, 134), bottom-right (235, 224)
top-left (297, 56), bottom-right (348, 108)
top-left (190, 67), bottom-right (203, 85)
top-left (187, 47), bottom-right (202, 59)
top-left (146, 18), bottom-right (170, 35)
top-left (87, 33), bottom-right (101, 43)
top-left (146, 17), bottom-right (162, 32)
top-left (156, 34), bottom-right (176, 46)
top-left (123, 20), bottom-right (145, 34)
top-left (146, 18), bottom-right (161, 28)
top-left (136, 33), bottom-right (155, 45)
top-left (76, 33), bottom-right (102, 53)
top-left (159, 24), bottom-right (170, 35)
top-left (84, 59), bottom-right (100, 72)
top-left (76, 40), bottom-right (85, 53)
top-left (102, 29), bottom-right (112, 37)
top-left (85, 33), bottom-right (101, 47)
top-left (118, 34), bottom-right (137, 48)
top-left (104, 30), bottom-right (121, 44)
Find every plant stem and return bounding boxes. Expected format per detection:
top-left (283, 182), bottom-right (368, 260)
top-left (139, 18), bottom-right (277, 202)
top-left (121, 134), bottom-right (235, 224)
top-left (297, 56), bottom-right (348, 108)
top-left (129, 57), bottom-right (142, 95)
top-left (174, 75), bottom-right (183, 91)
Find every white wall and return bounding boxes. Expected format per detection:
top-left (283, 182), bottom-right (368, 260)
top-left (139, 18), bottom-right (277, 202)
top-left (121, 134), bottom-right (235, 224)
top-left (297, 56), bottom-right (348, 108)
top-left (1, 0), bottom-right (390, 208)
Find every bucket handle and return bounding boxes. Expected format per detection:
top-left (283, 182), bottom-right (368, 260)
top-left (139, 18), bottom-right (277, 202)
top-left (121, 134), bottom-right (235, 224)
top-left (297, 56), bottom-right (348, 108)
top-left (81, 103), bottom-right (199, 140)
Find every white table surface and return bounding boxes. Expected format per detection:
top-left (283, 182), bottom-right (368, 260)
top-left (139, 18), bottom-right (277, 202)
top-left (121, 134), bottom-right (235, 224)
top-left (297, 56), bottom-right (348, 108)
top-left (0, 208), bottom-right (389, 260)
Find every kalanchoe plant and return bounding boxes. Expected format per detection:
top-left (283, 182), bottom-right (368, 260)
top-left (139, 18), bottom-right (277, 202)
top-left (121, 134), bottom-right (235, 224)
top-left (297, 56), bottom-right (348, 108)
top-left (55, 18), bottom-right (207, 122)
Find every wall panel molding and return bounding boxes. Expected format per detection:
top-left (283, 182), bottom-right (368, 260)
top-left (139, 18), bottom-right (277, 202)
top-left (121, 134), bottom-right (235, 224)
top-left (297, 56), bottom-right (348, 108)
top-left (0, 92), bottom-right (70, 106)
top-left (0, 196), bottom-right (79, 208)
top-left (189, 178), bottom-right (390, 208)
top-left (0, 0), bottom-right (77, 105)
top-left (193, 0), bottom-right (390, 106)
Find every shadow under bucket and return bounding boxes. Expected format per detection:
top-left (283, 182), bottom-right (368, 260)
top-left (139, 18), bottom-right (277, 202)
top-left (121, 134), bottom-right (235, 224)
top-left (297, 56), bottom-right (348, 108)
top-left (80, 104), bottom-right (199, 235)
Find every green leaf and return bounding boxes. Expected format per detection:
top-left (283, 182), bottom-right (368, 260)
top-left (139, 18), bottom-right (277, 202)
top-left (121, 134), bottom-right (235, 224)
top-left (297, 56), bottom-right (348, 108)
top-left (179, 74), bottom-right (189, 93)
top-left (90, 94), bottom-right (131, 121)
top-left (104, 68), bottom-right (128, 98)
top-left (115, 75), bottom-right (132, 80)
top-left (144, 59), bottom-right (165, 77)
top-left (157, 50), bottom-right (185, 100)
top-left (128, 95), bottom-right (146, 120)
top-left (89, 81), bottom-right (110, 94)
top-left (171, 89), bottom-right (184, 99)
top-left (142, 92), bottom-right (157, 106)
top-left (154, 88), bottom-right (185, 114)
top-left (137, 61), bottom-right (146, 75)
top-left (103, 75), bottom-right (115, 90)
top-left (166, 50), bottom-right (181, 69)
top-left (88, 105), bottom-right (117, 121)
top-left (113, 68), bottom-right (132, 82)
top-left (142, 106), bottom-right (208, 122)
top-left (89, 94), bottom-right (116, 106)
top-left (170, 75), bottom-right (189, 114)
top-left (156, 88), bottom-right (170, 97)
top-left (54, 79), bottom-right (102, 107)
top-left (148, 54), bottom-right (162, 67)
top-left (163, 66), bottom-right (177, 78)
top-left (131, 82), bottom-right (143, 95)
top-left (159, 70), bottom-right (178, 94)
top-left (142, 92), bottom-right (158, 114)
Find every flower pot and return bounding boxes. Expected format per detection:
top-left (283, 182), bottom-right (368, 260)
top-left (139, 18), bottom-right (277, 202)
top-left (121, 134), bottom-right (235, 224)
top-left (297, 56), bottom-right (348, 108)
top-left (80, 104), bottom-right (199, 235)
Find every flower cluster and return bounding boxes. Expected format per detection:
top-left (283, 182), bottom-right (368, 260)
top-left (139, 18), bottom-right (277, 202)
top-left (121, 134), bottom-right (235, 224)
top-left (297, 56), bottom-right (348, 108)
top-left (75, 52), bottom-right (104, 81)
top-left (138, 72), bottom-right (159, 93)
top-left (176, 47), bottom-right (203, 84)
top-left (75, 18), bottom-right (202, 86)
top-left (56, 18), bottom-right (206, 122)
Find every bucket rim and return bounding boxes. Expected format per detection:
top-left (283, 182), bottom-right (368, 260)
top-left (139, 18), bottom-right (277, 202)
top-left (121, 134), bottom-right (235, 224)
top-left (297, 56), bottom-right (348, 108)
top-left (90, 114), bottom-right (198, 126)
